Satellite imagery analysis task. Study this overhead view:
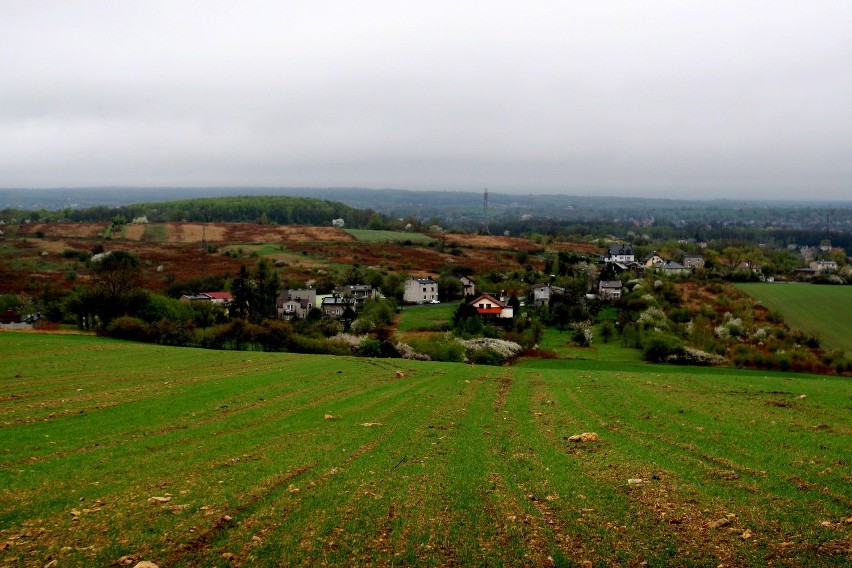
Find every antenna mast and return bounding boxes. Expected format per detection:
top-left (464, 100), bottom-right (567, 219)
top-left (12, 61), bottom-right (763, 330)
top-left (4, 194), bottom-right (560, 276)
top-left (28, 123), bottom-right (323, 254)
top-left (483, 188), bottom-right (489, 235)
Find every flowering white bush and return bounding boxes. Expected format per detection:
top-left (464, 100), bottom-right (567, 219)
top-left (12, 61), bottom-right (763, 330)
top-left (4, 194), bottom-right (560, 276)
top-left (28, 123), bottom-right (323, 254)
top-left (641, 293), bottom-right (656, 303)
top-left (458, 337), bottom-right (523, 359)
top-left (570, 320), bottom-right (594, 347)
top-left (752, 327), bottom-right (770, 342)
top-left (716, 313), bottom-right (745, 338)
top-left (331, 218), bottom-right (345, 228)
top-left (396, 342), bottom-right (430, 361)
top-left (637, 307), bottom-right (668, 329)
top-left (653, 279), bottom-right (664, 290)
top-left (665, 346), bottom-right (728, 366)
top-left (684, 320), bottom-right (694, 336)
top-left (331, 333), bottom-right (362, 352)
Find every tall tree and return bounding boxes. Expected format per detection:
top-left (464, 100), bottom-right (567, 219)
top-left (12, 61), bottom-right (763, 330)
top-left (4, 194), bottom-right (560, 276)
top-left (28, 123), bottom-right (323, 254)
top-left (251, 258), bottom-right (281, 322)
top-left (88, 251), bottom-right (146, 326)
top-left (230, 264), bottom-right (253, 320)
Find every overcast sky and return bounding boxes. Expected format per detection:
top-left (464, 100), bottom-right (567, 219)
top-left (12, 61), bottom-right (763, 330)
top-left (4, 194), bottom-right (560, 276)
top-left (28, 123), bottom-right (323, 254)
top-left (2, 1), bottom-right (851, 200)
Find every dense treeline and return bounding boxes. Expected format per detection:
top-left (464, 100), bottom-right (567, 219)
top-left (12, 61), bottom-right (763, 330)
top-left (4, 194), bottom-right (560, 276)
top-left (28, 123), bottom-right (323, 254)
top-left (1, 196), bottom-right (387, 229)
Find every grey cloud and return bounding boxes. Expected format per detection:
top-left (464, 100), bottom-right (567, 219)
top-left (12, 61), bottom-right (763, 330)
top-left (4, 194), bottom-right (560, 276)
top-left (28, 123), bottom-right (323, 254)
top-left (2, 1), bottom-right (851, 199)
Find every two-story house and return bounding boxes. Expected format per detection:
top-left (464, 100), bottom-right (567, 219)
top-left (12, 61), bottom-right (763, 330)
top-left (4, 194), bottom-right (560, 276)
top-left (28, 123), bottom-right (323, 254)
top-left (605, 244), bottom-right (635, 264)
top-left (639, 251), bottom-right (664, 268)
top-left (458, 275), bottom-right (476, 298)
top-left (333, 284), bottom-right (376, 308)
top-left (403, 277), bottom-right (439, 304)
top-left (598, 280), bottom-right (623, 301)
top-left (682, 255), bottom-right (705, 269)
top-left (469, 293), bottom-right (514, 319)
top-left (276, 289), bottom-right (317, 320)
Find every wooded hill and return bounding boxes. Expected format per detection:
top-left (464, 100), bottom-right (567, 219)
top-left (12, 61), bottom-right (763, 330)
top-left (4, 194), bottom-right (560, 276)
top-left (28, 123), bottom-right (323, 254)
top-left (1, 195), bottom-right (386, 228)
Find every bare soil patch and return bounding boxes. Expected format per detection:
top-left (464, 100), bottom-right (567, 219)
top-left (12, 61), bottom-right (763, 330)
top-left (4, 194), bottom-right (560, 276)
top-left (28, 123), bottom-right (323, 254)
top-left (123, 224), bottom-right (147, 240)
top-left (18, 222), bottom-right (106, 239)
top-left (442, 234), bottom-right (540, 251)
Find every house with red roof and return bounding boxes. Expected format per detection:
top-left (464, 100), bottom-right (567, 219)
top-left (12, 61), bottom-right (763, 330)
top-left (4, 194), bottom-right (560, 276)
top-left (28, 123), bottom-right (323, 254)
top-left (469, 293), bottom-right (514, 319)
top-left (180, 291), bottom-right (233, 304)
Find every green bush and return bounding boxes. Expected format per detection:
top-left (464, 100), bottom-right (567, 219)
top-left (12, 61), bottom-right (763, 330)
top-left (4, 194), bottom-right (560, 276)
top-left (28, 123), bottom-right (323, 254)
top-left (357, 338), bottom-right (383, 357)
top-left (408, 336), bottom-right (465, 362)
top-left (107, 316), bottom-right (151, 342)
top-left (642, 332), bottom-right (684, 363)
top-left (466, 348), bottom-right (505, 366)
top-left (290, 335), bottom-right (351, 356)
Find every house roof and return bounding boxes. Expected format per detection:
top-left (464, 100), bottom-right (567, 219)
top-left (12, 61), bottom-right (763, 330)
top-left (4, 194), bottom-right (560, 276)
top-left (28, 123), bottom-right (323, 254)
top-left (532, 283), bottom-right (550, 290)
top-left (469, 293), bottom-right (506, 308)
top-left (640, 251), bottom-right (661, 263)
top-left (202, 291), bottom-right (233, 301)
top-left (599, 281), bottom-right (622, 289)
top-left (659, 261), bottom-right (686, 270)
top-left (411, 277), bottom-right (437, 284)
top-left (608, 244), bottom-right (634, 256)
top-left (336, 284), bottom-right (373, 292)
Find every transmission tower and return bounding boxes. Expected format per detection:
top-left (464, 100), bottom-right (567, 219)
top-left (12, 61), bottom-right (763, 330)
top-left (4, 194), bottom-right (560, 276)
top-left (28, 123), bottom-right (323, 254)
top-left (483, 188), bottom-right (489, 235)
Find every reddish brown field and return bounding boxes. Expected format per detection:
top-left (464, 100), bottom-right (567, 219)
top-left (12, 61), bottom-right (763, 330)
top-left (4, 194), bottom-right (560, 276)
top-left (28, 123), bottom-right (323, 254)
top-left (16, 222), bottom-right (355, 244)
top-left (17, 222), bottom-right (108, 239)
top-left (1, 223), bottom-right (560, 296)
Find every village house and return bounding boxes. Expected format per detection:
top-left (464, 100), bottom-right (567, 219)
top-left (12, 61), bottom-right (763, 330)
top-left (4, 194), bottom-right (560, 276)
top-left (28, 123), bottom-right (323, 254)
top-left (598, 280), bottom-right (623, 301)
top-left (682, 255), bottom-right (705, 269)
top-left (469, 293), bottom-right (514, 319)
top-left (605, 244), bottom-right (635, 264)
top-left (276, 289), bottom-right (316, 320)
top-left (639, 251), bottom-right (665, 268)
top-left (531, 283), bottom-right (552, 307)
top-left (333, 284), bottom-right (376, 308)
top-left (653, 260), bottom-right (690, 276)
top-left (321, 296), bottom-right (352, 318)
top-left (810, 260), bottom-right (838, 272)
top-left (458, 275), bottom-right (476, 298)
top-left (179, 291), bottom-right (233, 304)
top-left (403, 277), bottom-right (439, 304)
top-left (530, 283), bottom-right (567, 307)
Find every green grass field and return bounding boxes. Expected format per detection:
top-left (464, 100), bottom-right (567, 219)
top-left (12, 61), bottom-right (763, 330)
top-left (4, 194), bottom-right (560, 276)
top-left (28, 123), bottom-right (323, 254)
top-left (736, 283), bottom-right (852, 353)
top-left (396, 302), bottom-right (459, 333)
top-left (344, 229), bottom-right (435, 244)
top-left (1, 333), bottom-right (849, 566)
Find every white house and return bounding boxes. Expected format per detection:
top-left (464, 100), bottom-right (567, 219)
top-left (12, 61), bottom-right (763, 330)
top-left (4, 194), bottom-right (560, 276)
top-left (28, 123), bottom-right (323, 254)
top-left (605, 244), bottom-right (635, 264)
top-left (403, 277), bottom-right (438, 303)
top-left (469, 293), bottom-right (514, 319)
